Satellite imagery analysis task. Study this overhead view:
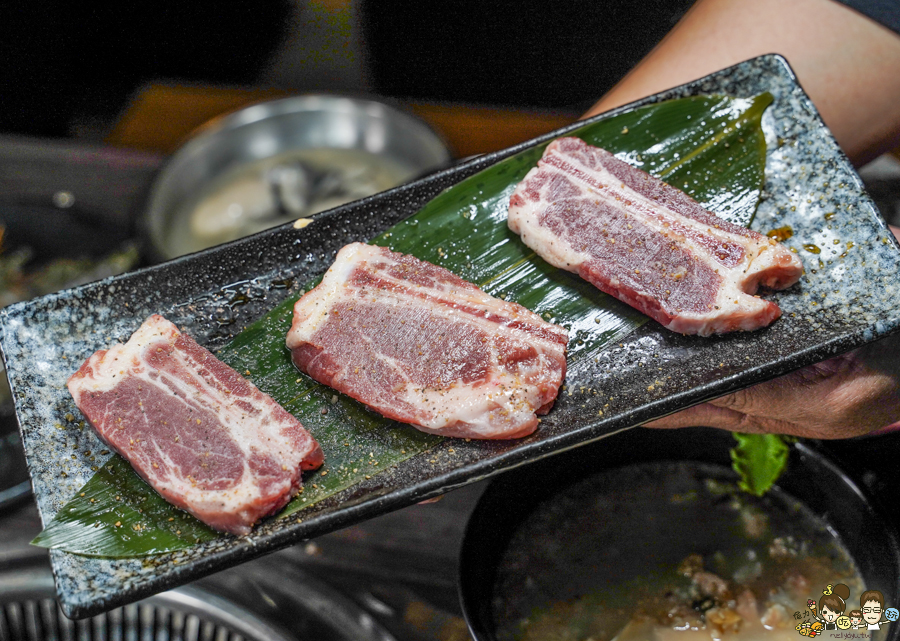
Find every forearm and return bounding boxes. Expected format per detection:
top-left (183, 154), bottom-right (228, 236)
top-left (583, 0), bottom-right (900, 166)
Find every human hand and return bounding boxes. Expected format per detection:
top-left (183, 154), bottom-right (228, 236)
top-left (645, 331), bottom-right (900, 439)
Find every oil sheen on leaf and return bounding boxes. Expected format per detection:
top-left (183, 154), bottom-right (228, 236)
top-left (32, 93), bottom-right (772, 556)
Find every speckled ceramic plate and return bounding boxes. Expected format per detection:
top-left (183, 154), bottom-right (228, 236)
top-left (2, 55), bottom-right (900, 619)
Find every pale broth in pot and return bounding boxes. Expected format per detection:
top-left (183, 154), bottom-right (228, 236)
top-left (492, 462), bottom-right (865, 641)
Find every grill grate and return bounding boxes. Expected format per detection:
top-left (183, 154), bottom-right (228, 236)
top-left (0, 552), bottom-right (396, 641)
top-left (0, 598), bottom-right (252, 641)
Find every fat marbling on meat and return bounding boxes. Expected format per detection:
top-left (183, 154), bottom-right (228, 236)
top-left (508, 137), bottom-right (803, 336)
top-left (285, 243), bottom-right (568, 439)
top-left (68, 314), bottom-right (324, 535)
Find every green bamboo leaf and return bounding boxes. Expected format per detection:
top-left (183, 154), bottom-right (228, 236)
top-left (32, 93), bottom-right (772, 557)
top-left (30, 455), bottom-right (220, 554)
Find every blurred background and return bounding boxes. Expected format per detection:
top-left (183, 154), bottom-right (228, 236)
top-left (0, 0), bottom-right (715, 314)
top-left (0, 0), bottom-right (708, 285)
top-left (0, 0), bottom-right (696, 142)
top-left (2, 0), bottom-right (898, 255)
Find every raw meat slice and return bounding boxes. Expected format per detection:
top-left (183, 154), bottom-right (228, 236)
top-left (68, 315), bottom-right (323, 535)
top-left (508, 137), bottom-right (804, 336)
top-left (285, 243), bottom-right (568, 439)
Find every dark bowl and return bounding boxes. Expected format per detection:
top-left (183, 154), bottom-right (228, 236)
top-left (459, 427), bottom-right (900, 640)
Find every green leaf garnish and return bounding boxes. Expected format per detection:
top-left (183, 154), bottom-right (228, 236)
top-left (33, 92), bottom-right (773, 556)
top-left (730, 433), bottom-right (790, 496)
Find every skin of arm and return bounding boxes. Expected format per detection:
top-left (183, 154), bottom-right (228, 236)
top-left (583, 0), bottom-right (900, 167)
top-left (583, 0), bottom-right (900, 438)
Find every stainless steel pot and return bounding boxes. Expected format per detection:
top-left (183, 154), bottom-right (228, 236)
top-left (142, 94), bottom-right (451, 261)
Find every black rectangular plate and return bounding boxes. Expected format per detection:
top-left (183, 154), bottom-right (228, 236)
top-left (3, 55), bottom-right (900, 618)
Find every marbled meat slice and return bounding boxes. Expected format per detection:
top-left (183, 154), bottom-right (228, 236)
top-left (68, 315), bottom-right (324, 535)
top-left (285, 243), bottom-right (568, 439)
top-left (508, 137), bottom-right (804, 336)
